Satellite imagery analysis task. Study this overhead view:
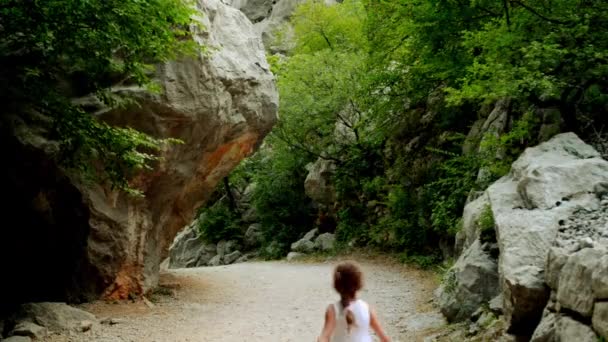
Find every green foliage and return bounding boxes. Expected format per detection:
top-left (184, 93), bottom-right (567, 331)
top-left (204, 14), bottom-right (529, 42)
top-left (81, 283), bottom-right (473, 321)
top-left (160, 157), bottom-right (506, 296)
top-left (250, 141), bottom-right (315, 256)
top-left (441, 268), bottom-right (458, 295)
top-left (272, 0), bottom-right (368, 160)
top-left (1, 0), bottom-right (199, 193)
top-left (197, 203), bottom-right (242, 244)
top-left (253, 0), bottom-right (608, 263)
top-left (478, 204), bottom-right (496, 244)
top-left (425, 148), bottom-right (481, 235)
top-left (399, 252), bottom-right (443, 269)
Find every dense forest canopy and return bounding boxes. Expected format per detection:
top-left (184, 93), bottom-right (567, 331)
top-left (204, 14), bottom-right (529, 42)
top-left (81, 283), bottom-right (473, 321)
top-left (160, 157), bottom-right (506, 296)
top-left (2, 0), bottom-right (606, 264)
top-left (198, 0), bottom-right (608, 264)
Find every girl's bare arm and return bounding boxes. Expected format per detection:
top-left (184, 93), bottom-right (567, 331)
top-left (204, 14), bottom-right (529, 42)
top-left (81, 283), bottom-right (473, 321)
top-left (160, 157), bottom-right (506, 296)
top-left (370, 307), bottom-right (391, 342)
top-left (317, 304), bottom-right (336, 342)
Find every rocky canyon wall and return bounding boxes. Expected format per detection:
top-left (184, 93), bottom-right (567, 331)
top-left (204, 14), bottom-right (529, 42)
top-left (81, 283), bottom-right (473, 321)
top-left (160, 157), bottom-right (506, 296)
top-left (0, 0), bottom-right (277, 305)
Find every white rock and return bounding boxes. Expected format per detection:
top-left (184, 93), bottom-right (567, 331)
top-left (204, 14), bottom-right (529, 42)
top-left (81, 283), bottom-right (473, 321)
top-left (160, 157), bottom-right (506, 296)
top-left (11, 322), bottom-right (47, 339)
top-left (286, 252), bottom-right (304, 261)
top-left (486, 133), bottom-right (608, 333)
top-left (556, 248), bottom-right (603, 317)
top-left (593, 301), bottom-right (608, 339)
top-left (314, 233), bottom-right (336, 251)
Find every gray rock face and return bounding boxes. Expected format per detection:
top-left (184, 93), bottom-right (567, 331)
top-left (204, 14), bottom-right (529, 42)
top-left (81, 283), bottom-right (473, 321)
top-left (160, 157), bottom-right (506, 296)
top-left (244, 223), bottom-right (264, 248)
top-left (302, 228), bottom-right (319, 242)
top-left (291, 239), bottom-right (315, 253)
top-left (556, 248), bottom-right (603, 317)
top-left (168, 223), bottom-right (216, 269)
top-left (290, 228), bottom-right (319, 253)
top-left (455, 192), bottom-right (490, 254)
top-left (208, 255), bottom-right (223, 267)
top-left (15, 303), bottom-right (96, 333)
top-left (287, 252), bottom-right (304, 261)
top-left (314, 233), bottom-right (336, 251)
top-left (557, 316), bottom-right (598, 341)
top-left (476, 99), bottom-right (511, 184)
top-left (224, 250), bottom-right (243, 265)
top-left (217, 240), bottom-right (241, 258)
top-left (436, 240), bottom-right (499, 322)
top-left (485, 133), bottom-right (608, 334)
top-left (304, 159), bottom-right (337, 206)
top-left (530, 310), bottom-right (558, 342)
top-left (2, 0), bottom-right (278, 302)
top-left (532, 311), bottom-right (600, 342)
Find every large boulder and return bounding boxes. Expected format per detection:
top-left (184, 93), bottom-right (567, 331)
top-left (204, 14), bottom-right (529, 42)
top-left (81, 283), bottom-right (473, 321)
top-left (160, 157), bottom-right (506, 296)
top-left (223, 250), bottom-right (243, 265)
top-left (455, 192), bottom-right (490, 254)
top-left (436, 240), bottom-right (499, 322)
top-left (537, 197), bottom-right (608, 340)
top-left (13, 303), bottom-right (96, 333)
top-left (486, 133), bottom-right (608, 334)
top-left (304, 159), bottom-right (337, 206)
top-left (244, 223), bottom-right (264, 248)
top-left (290, 228), bottom-right (318, 253)
top-left (291, 239), bottom-right (315, 253)
top-left (314, 233), bottom-right (336, 251)
top-left (0, 0), bottom-right (277, 304)
top-left (168, 222), bottom-right (217, 269)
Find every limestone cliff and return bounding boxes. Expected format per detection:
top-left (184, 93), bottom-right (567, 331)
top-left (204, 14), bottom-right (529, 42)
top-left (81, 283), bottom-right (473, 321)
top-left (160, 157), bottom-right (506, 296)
top-left (0, 0), bottom-right (277, 305)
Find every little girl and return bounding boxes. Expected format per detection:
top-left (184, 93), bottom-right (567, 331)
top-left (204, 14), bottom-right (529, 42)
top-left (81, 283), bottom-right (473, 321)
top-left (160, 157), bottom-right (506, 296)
top-left (317, 262), bottom-right (391, 342)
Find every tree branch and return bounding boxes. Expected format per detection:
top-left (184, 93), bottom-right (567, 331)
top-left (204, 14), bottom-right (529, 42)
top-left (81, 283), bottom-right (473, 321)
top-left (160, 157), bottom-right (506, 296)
top-left (509, 0), bottom-right (571, 25)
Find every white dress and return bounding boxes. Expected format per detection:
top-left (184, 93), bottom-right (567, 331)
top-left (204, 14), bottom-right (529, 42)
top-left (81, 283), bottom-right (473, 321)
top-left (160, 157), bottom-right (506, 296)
top-left (331, 299), bottom-right (373, 342)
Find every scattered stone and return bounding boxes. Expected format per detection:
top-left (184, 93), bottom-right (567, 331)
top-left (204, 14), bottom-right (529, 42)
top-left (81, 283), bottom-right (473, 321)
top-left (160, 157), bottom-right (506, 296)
top-left (217, 240), bottom-right (240, 257)
top-left (244, 223), bottom-right (264, 248)
top-left (208, 254), bottom-right (223, 267)
top-left (15, 302), bottom-right (96, 333)
top-left (11, 322), bottom-right (47, 339)
top-left (291, 239), bottom-right (314, 253)
top-left (489, 294), bottom-right (504, 315)
top-left (100, 317), bottom-right (124, 325)
top-left (142, 296), bottom-right (155, 309)
top-left (286, 252), bottom-right (304, 261)
top-left (168, 222), bottom-right (217, 269)
top-left (302, 228), bottom-right (319, 242)
top-left (234, 254), bottom-right (250, 263)
top-left (224, 250), bottom-right (242, 265)
top-left (80, 320), bottom-right (93, 332)
top-left (436, 240), bottom-right (499, 322)
top-left (314, 233), bottom-right (335, 251)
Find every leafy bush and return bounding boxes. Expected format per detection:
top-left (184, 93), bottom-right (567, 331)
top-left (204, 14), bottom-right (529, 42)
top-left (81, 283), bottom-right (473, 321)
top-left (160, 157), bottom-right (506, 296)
top-left (197, 203), bottom-right (242, 244)
top-left (478, 204), bottom-right (496, 244)
top-left (250, 142), bottom-right (315, 257)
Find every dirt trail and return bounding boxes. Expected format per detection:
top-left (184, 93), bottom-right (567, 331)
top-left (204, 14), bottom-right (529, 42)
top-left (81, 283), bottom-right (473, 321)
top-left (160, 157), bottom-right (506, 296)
top-left (52, 258), bottom-right (444, 342)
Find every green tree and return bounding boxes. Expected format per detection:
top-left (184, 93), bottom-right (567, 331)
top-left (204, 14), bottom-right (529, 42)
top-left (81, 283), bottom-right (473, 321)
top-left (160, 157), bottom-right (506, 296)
top-left (272, 0), bottom-right (368, 161)
top-left (0, 0), bottom-right (199, 194)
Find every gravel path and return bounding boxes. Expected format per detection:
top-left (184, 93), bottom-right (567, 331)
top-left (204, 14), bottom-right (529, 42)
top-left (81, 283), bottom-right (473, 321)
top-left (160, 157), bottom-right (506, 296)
top-left (51, 258), bottom-right (443, 342)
